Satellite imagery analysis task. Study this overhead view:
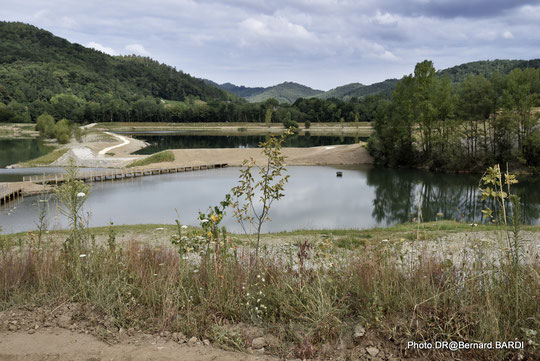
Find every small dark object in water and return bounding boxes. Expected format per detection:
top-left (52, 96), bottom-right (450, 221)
top-left (336, 171), bottom-right (343, 177)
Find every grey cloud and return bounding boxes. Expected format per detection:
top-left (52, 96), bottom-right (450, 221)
top-left (378, 0), bottom-right (540, 19)
top-left (1, 0), bottom-right (540, 89)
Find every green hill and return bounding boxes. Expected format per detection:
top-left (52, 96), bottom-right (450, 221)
top-left (437, 59), bottom-right (540, 83)
top-left (0, 21), bottom-right (234, 122)
top-left (316, 79), bottom-right (399, 101)
top-left (245, 82), bottom-right (324, 104)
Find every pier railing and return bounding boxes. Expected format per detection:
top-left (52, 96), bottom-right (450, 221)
top-left (0, 183), bottom-right (22, 205)
top-left (22, 164), bottom-right (228, 185)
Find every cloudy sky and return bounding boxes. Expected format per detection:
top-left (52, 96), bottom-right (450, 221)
top-left (2, 0), bottom-right (540, 90)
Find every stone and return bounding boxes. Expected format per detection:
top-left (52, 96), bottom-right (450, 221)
top-left (8, 324), bottom-right (17, 331)
top-left (252, 336), bottom-right (267, 349)
top-left (188, 336), bottom-right (199, 345)
top-left (366, 346), bottom-right (380, 357)
top-left (353, 324), bottom-right (365, 340)
top-left (203, 339), bottom-right (211, 346)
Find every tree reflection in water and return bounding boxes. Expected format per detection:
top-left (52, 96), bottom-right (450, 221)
top-left (366, 167), bottom-right (540, 225)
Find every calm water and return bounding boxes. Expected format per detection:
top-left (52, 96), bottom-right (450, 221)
top-left (0, 139), bottom-right (54, 168)
top-left (123, 132), bottom-right (366, 155)
top-left (1, 166), bottom-right (539, 234)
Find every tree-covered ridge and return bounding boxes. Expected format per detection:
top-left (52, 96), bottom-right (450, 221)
top-left (438, 59), bottom-right (540, 84)
top-left (315, 79), bottom-right (399, 101)
top-left (215, 82), bottom-right (266, 98)
top-left (0, 22), bottom-right (233, 113)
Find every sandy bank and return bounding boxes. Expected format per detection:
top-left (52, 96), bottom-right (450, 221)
top-left (140, 143), bottom-right (373, 169)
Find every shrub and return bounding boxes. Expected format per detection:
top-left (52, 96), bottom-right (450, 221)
top-left (36, 112), bottom-right (55, 138)
top-left (55, 118), bottom-right (71, 144)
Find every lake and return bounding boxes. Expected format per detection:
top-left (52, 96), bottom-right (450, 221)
top-left (1, 165), bottom-right (538, 234)
top-left (120, 132), bottom-right (367, 155)
top-left (0, 138), bottom-right (54, 168)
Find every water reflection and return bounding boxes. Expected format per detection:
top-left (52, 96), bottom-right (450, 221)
top-left (367, 167), bottom-right (540, 225)
top-left (0, 139), bottom-right (54, 168)
top-left (127, 133), bottom-right (366, 154)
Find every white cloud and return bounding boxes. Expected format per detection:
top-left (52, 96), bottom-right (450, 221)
top-left (502, 30), bottom-right (514, 39)
top-left (86, 41), bottom-right (118, 55)
top-left (373, 11), bottom-right (399, 25)
top-left (239, 15), bottom-right (318, 44)
top-left (125, 43), bottom-right (151, 56)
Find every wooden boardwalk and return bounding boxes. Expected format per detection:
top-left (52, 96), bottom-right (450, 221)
top-left (0, 183), bottom-right (23, 205)
top-left (22, 163), bottom-right (228, 185)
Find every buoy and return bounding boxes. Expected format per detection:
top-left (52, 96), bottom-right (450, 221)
top-left (336, 171), bottom-right (343, 177)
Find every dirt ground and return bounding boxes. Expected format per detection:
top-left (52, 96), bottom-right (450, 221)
top-left (0, 329), bottom-right (280, 361)
top-left (0, 304), bottom-right (404, 361)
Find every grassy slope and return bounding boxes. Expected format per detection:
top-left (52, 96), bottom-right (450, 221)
top-left (127, 150), bottom-right (174, 167)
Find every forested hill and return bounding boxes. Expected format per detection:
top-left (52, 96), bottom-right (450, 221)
top-left (438, 59), bottom-right (540, 83)
top-left (0, 22), bottom-right (233, 117)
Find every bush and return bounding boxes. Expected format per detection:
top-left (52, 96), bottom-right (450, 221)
top-left (305, 120), bottom-right (311, 129)
top-left (283, 118), bottom-right (298, 129)
top-left (55, 118), bottom-right (71, 144)
top-left (36, 112), bottom-right (55, 138)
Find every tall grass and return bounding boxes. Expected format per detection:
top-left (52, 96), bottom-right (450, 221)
top-left (1, 232), bottom-right (538, 360)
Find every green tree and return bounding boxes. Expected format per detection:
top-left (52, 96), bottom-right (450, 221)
top-left (55, 118), bottom-right (71, 144)
top-left (36, 112), bottom-right (55, 138)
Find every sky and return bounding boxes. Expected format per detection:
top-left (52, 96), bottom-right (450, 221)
top-left (2, 0), bottom-right (540, 90)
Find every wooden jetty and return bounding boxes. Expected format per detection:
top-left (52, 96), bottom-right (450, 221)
top-left (0, 183), bottom-right (23, 205)
top-left (22, 164), bottom-right (228, 185)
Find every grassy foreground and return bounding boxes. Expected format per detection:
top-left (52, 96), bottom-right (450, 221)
top-left (1, 221), bottom-right (538, 360)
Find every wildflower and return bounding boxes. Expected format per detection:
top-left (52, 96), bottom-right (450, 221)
top-left (201, 219), bottom-right (209, 224)
top-left (155, 227), bottom-right (164, 231)
top-left (153, 273), bottom-right (158, 276)
top-left (76, 192), bottom-right (86, 198)
top-left (79, 254), bottom-right (87, 258)
top-left (436, 212), bottom-right (444, 218)
top-left (381, 239), bottom-right (389, 242)
top-left (181, 225), bottom-right (188, 229)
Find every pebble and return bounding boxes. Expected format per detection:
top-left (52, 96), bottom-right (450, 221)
top-left (366, 346), bottom-right (380, 357)
top-left (252, 336), bottom-right (267, 349)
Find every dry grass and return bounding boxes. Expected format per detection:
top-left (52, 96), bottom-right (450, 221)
top-left (1, 227), bottom-right (538, 360)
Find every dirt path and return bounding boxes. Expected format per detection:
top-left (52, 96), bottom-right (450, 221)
top-left (0, 329), bottom-right (279, 361)
top-left (98, 132), bottom-right (131, 155)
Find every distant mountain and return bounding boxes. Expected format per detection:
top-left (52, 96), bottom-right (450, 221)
top-left (245, 82), bottom-right (324, 104)
top-left (315, 79), bottom-right (399, 101)
top-left (219, 83), bottom-right (266, 98)
top-left (216, 59), bottom-right (540, 104)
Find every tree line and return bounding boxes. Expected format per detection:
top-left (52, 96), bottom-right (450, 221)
top-left (368, 60), bottom-right (540, 171)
